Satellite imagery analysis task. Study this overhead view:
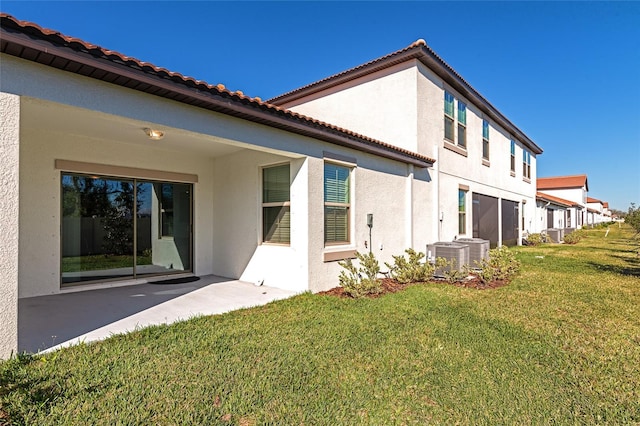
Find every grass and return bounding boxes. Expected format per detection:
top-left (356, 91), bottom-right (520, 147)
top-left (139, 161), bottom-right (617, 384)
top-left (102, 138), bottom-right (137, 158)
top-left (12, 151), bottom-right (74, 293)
top-left (2, 225), bottom-right (639, 424)
top-left (62, 254), bottom-right (151, 272)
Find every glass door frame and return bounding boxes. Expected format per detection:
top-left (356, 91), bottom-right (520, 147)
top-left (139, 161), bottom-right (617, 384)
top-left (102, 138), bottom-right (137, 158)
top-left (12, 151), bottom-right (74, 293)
top-left (59, 172), bottom-right (194, 287)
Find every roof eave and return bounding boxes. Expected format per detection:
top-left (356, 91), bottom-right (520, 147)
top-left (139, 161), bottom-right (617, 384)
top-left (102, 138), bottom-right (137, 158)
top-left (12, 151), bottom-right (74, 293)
top-left (0, 18), bottom-right (434, 169)
top-left (269, 43), bottom-right (542, 155)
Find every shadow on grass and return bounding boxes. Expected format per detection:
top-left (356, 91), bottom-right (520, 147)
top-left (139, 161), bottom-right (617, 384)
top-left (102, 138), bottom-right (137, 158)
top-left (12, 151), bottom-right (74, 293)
top-left (587, 255), bottom-right (640, 277)
top-left (0, 354), bottom-right (64, 423)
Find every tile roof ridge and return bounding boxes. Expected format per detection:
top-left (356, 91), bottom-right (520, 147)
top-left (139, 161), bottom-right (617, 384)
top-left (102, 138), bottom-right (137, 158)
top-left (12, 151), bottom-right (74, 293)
top-left (266, 39), bottom-right (428, 103)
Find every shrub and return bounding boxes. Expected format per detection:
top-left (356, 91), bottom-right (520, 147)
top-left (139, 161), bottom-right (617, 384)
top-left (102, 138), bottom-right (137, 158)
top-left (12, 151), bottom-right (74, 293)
top-left (432, 257), bottom-right (468, 283)
top-left (384, 249), bottom-right (434, 284)
top-left (475, 246), bottom-right (520, 284)
top-left (526, 233), bottom-right (544, 246)
top-left (338, 251), bottom-right (382, 298)
top-left (563, 232), bottom-right (582, 244)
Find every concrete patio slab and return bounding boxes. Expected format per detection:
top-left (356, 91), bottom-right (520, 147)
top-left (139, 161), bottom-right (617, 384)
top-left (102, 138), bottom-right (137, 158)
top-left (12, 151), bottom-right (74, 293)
top-left (18, 275), bottom-right (297, 354)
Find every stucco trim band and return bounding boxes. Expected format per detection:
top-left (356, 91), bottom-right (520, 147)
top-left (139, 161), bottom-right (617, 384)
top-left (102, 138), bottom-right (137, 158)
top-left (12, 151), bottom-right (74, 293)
top-left (54, 159), bottom-right (199, 183)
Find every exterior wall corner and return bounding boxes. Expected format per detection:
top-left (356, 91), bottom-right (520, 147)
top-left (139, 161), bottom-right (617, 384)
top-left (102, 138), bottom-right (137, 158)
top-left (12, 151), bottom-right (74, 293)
top-left (0, 92), bottom-right (20, 358)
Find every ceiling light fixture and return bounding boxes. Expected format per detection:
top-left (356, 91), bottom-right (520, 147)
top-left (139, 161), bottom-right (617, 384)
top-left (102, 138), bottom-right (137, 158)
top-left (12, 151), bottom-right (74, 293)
top-left (143, 127), bottom-right (164, 140)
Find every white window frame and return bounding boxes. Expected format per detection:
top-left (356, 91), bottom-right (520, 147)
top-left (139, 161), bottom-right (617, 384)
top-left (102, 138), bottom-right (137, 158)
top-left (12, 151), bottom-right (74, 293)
top-left (324, 161), bottom-right (353, 246)
top-left (262, 163), bottom-right (291, 245)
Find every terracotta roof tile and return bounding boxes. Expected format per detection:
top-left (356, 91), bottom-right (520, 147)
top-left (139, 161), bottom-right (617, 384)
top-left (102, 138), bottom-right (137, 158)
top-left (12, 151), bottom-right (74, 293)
top-left (536, 191), bottom-right (577, 207)
top-left (537, 175), bottom-right (589, 191)
top-left (0, 13), bottom-right (435, 167)
top-left (587, 197), bottom-right (603, 204)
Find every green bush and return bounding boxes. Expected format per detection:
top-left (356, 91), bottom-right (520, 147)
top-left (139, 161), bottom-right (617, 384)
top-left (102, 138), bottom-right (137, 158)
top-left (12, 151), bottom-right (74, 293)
top-left (475, 246), bottom-right (520, 284)
top-left (563, 232), bottom-right (582, 244)
top-left (384, 248), bottom-right (434, 284)
top-left (338, 251), bottom-right (382, 298)
top-left (526, 233), bottom-right (544, 246)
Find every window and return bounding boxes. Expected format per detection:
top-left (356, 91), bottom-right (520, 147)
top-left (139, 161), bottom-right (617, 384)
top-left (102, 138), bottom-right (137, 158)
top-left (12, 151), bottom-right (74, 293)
top-left (510, 140), bottom-right (516, 173)
top-left (457, 102), bottom-right (467, 148)
top-left (324, 163), bottom-right (351, 244)
top-left (262, 164), bottom-right (290, 244)
top-left (444, 91), bottom-right (455, 142)
top-left (159, 183), bottom-right (174, 237)
top-left (444, 91), bottom-right (467, 149)
top-left (482, 120), bottom-right (490, 160)
top-left (61, 174), bottom-right (193, 285)
top-left (522, 150), bottom-right (531, 179)
top-left (458, 189), bottom-right (467, 234)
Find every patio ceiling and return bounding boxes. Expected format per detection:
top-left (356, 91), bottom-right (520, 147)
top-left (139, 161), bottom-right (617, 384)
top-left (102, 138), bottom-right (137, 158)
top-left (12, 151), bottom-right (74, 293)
top-left (21, 98), bottom-right (257, 158)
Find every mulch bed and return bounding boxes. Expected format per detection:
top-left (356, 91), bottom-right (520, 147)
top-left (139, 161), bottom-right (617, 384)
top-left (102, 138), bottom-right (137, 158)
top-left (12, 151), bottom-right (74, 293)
top-left (318, 275), bottom-right (509, 299)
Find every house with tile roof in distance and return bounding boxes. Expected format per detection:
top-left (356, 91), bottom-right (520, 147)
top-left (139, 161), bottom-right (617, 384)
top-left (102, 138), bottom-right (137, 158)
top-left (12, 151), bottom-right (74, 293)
top-left (537, 175), bottom-right (589, 230)
top-left (269, 40), bottom-right (543, 248)
top-left (1, 14), bottom-right (441, 357)
top-left (586, 197), bottom-right (611, 225)
top-left (534, 191), bottom-right (574, 233)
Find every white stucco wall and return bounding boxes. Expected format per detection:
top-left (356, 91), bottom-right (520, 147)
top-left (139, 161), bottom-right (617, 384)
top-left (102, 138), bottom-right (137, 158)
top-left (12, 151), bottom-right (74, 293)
top-left (0, 92), bottom-right (20, 358)
top-left (18, 125), bottom-right (216, 298)
top-left (278, 61), bottom-right (420, 153)
top-left (538, 187), bottom-right (586, 228)
top-left (4, 53), bottom-right (437, 300)
top-left (279, 59), bottom-right (538, 246)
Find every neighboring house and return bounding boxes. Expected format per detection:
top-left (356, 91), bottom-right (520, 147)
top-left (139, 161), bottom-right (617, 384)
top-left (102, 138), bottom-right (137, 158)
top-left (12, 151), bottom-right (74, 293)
top-left (0, 15), bottom-right (440, 357)
top-left (586, 197), bottom-right (606, 225)
top-left (602, 202), bottom-right (612, 221)
top-left (537, 175), bottom-right (589, 230)
top-left (534, 191), bottom-right (574, 232)
top-left (268, 40), bottom-right (543, 248)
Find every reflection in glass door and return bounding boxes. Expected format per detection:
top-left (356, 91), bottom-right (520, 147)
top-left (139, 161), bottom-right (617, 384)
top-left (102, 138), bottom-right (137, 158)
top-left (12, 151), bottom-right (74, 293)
top-left (61, 174), bottom-right (192, 285)
top-left (135, 182), bottom-right (192, 277)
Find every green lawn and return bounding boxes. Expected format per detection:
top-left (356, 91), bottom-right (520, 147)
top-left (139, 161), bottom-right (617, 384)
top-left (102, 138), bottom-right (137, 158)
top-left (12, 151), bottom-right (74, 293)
top-left (62, 254), bottom-right (151, 272)
top-left (2, 226), bottom-right (639, 424)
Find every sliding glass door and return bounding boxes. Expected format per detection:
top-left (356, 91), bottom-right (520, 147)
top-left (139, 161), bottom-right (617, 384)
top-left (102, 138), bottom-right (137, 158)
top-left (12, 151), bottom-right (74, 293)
top-left (61, 174), bottom-right (192, 285)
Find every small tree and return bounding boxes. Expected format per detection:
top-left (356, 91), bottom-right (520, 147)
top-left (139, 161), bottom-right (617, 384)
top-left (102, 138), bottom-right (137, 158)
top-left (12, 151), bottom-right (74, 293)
top-left (626, 203), bottom-right (640, 237)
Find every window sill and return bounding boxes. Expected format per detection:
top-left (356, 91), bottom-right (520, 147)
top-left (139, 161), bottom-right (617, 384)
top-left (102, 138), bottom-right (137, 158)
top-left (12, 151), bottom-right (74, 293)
top-left (482, 159), bottom-right (490, 167)
top-left (261, 242), bottom-right (291, 247)
top-left (443, 141), bottom-right (468, 157)
top-left (323, 249), bottom-right (357, 262)
top-left (510, 171), bottom-right (516, 177)
top-left (523, 177), bottom-right (531, 184)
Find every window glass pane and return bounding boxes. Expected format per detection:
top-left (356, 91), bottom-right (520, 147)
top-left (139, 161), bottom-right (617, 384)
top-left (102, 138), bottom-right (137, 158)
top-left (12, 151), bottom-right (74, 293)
top-left (458, 189), bottom-right (466, 234)
top-left (444, 116), bottom-right (454, 141)
top-left (325, 206), bottom-right (349, 243)
top-left (444, 91), bottom-right (454, 117)
top-left (263, 206), bottom-right (291, 243)
top-left (482, 120), bottom-right (490, 140)
top-left (457, 123), bottom-right (466, 147)
top-left (457, 102), bottom-right (466, 125)
top-left (263, 164), bottom-right (290, 203)
top-left (324, 163), bottom-right (350, 203)
top-left (160, 183), bottom-right (174, 237)
top-left (61, 175), bottom-right (134, 284)
top-left (483, 140), bottom-right (489, 159)
top-left (510, 140), bottom-right (515, 155)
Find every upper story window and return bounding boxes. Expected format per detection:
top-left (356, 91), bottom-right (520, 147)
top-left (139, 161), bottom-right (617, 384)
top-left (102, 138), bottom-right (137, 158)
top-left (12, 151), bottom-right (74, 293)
top-left (324, 162), bottom-right (351, 245)
top-left (510, 140), bottom-right (516, 174)
top-left (444, 91), bottom-right (468, 150)
top-left (262, 164), bottom-right (291, 244)
top-left (482, 120), bottom-right (490, 160)
top-left (444, 91), bottom-right (455, 142)
top-left (457, 102), bottom-right (467, 148)
top-left (522, 150), bottom-right (531, 180)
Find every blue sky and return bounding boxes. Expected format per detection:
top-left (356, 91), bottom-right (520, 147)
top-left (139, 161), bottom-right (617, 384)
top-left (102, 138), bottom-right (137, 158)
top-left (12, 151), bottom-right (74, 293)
top-left (3, 1), bottom-right (639, 211)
